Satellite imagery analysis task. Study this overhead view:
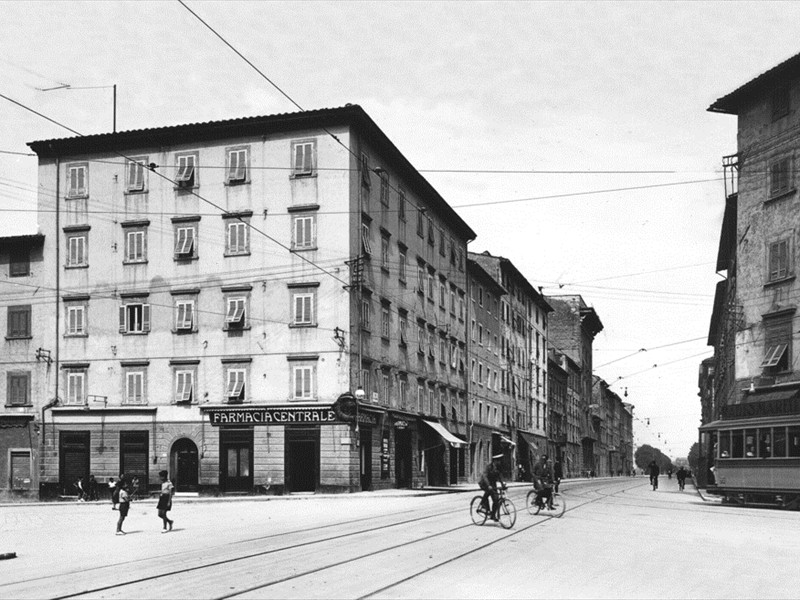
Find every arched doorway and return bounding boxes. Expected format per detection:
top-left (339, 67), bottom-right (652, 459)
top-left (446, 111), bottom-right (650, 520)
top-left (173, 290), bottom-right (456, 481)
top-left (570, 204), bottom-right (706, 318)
top-left (170, 438), bottom-right (199, 492)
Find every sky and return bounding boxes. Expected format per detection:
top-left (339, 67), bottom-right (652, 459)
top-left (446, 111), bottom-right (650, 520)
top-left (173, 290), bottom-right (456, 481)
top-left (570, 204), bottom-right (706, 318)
top-left (2, 1), bottom-right (799, 460)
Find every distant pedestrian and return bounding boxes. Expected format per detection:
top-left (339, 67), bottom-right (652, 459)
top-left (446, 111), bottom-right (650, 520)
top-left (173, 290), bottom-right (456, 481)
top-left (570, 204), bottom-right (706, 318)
top-left (553, 460), bottom-right (563, 493)
top-left (116, 482), bottom-right (130, 535)
top-left (157, 470), bottom-right (174, 533)
top-left (75, 476), bottom-right (86, 501)
top-left (676, 466), bottom-right (687, 491)
top-left (87, 474), bottom-right (99, 501)
top-left (108, 477), bottom-right (118, 509)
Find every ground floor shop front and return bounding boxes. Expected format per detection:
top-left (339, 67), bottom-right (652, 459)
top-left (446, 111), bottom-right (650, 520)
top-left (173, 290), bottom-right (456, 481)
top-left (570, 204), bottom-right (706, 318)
top-left (0, 414), bottom-right (37, 501)
top-left (39, 403), bottom-right (469, 497)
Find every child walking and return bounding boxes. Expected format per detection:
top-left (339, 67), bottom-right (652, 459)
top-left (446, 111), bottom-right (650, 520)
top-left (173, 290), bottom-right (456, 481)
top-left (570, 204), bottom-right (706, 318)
top-left (116, 482), bottom-right (130, 535)
top-left (157, 470), bottom-right (174, 533)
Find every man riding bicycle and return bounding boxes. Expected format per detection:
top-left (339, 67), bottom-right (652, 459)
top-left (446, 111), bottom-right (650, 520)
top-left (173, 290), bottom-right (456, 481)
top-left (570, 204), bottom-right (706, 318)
top-left (479, 454), bottom-right (506, 520)
top-left (648, 460), bottom-right (660, 490)
top-left (532, 454), bottom-right (555, 509)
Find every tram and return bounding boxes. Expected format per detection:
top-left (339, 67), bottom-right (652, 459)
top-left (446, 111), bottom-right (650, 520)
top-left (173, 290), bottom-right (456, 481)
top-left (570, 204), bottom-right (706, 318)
top-left (701, 412), bottom-right (800, 510)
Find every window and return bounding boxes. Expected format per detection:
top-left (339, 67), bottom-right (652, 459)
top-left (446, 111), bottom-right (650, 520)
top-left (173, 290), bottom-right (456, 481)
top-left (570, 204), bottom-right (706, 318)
top-left (66, 163), bottom-right (87, 197)
top-left (417, 323), bottom-right (425, 354)
top-left (175, 370), bottom-right (194, 403)
top-left (399, 378), bottom-right (408, 409)
top-left (360, 153), bottom-right (371, 188)
top-left (66, 233), bottom-right (87, 267)
top-left (416, 207), bottom-right (425, 237)
top-left (119, 302), bottom-right (151, 334)
top-left (417, 265), bottom-right (425, 294)
top-left (381, 305), bottom-right (390, 339)
top-left (175, 153), bottom-right (197, 188)
top-left (126, 157), bottom-right (147, 192)
top-left (439, 278), bottom-right (446, 307)
top-left (175, 299), bottom-right (195, 332)
top-left (417, 383), bottom-right (424, 412)
top-left (399, 312), bottom-right (408, 346)
top-left (293, 292), bottom-right (315, 326)
top-left (171, 225), bottom-right (196, 259)
top-left (761, 312), bottom-right (793, 372)
top-left (379, 171), bottom-right (390, 206)
top-left (292, 140), bottom-right (316, 177)
top-left (124, 228), bottom-right (147, 263)
top-left (66, 304), bottom-right (86, 336)
top-left (125, 370), bottom-right (146, 405)
top-left (65, 369), bottom-right (86, 405)
top-left (768, 239), bottom-right (790, 281)
top-left (398, 250), bottom-right (407, 281)
top-left (427, 272), bottom-right (434, 301)
top-left (380, 236), bottom-right (390, 270)
top-left (772, 86), bottom-right (790, 121)
top-left (361, 222), bottom-right (372, 256)
top-left (439, 228), bottom-right (446, 257)
top-left (10, 450), bottom-right (31, 490)
top-left (227, 147), bottom-right (248, 183)
top-left (226, 220), bottom-right (249, 255)
top-left (292, 214), bottom-right (316, 250)
top-left (7, 305), bottom-right (31, 338)
top-left (226, 368), bottom-right (246, 402)
top-left (225, 297), bottom-right (246, 329)
top-left (293, 365), bottom-right (314, 400)
top-left (769, 157), bottom-right (792, 197)
top-left (9, 246), bottom-right (29, 277)
top-left (427, 217), bottom-right (435, 245)
top-left (7, 372), bottom-right (30, 406)
top-left (398, 188), bottom-right (406, 221)
top-left (361, 297), bottom-right (371, 330)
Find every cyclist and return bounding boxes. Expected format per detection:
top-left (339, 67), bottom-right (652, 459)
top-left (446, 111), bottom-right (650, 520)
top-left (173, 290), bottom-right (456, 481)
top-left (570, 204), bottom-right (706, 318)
top-left (676, 465), bottom-right (687, 491)
top-left (648, 460), bottom-right (660, 490)
top-left (532, 454), bottom-right (555, 509)
top-left (479, 454), bottom-right (506, 521)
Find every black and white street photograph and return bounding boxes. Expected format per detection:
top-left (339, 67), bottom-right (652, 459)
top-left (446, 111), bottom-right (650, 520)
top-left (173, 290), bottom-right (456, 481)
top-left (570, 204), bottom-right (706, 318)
top-left (1, 2), bottom-right (800, 598)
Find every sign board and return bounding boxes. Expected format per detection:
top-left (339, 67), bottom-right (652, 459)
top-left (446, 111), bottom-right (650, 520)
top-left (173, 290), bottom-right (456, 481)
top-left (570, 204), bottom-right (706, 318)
top-left (722, 396), bottom-right (800, 419)
top-left (207, 406), bottom-right (338, 426)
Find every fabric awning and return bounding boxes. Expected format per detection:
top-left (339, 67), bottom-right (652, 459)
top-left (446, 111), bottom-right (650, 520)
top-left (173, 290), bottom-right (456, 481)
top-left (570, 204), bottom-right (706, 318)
top-left (421, 420), bottom-right (466, 448)
top-left (517, 430), bottom-right (538, 450)
top-left (499, 434), bottom-right (516, 447)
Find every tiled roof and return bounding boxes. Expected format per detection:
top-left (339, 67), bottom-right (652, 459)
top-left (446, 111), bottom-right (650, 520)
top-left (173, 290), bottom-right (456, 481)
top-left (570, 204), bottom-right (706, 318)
top-left (708, 52), bottom-right (800, 114)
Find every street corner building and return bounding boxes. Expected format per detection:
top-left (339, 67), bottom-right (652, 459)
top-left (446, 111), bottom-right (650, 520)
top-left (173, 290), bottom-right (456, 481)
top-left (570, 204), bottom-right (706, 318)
top-left (702, 53), bottom-right (800, 508)
top-left (10, 105), bottom-right (486, 498)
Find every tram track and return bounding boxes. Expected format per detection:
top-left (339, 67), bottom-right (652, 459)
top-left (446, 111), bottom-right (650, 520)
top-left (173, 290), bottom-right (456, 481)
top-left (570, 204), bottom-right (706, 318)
top-left (7, 478), bottom-right (641, 600)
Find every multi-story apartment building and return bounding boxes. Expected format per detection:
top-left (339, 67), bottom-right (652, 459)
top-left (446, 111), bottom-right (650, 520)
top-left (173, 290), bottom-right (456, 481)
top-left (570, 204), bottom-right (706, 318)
top-left (0, 232), bottom-right (49, 500)
top-left (547, 349), bottom-right (568, 466)
top-left (548, 350), bottom-right (582, 476)
top-left (546, 295), bottom-right (603, 475)
top-left (701, 54), bottom-right (800, 505)
top-left (466, 257), bottom-right (510, 479)
top-left (27, 105), bottom-right (476, 496)
top-left (470, 251), bottom-right (551, 478)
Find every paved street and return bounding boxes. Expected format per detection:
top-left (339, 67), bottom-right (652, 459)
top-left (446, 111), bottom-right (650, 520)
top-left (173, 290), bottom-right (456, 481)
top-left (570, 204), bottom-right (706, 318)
top-left (1, 477), bottom-right (799, 599)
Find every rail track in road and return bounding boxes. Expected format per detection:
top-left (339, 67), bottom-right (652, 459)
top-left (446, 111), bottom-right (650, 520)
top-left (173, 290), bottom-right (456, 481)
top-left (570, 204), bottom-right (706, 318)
top-left (23, 479), bottom-right (640, 600)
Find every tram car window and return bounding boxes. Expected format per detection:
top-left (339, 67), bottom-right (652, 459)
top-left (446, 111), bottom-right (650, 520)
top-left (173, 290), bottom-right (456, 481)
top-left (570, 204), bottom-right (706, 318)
top-left (745, 429), bottom-right (757, 457)
top-left (732, 430), bottom-right (744, 458)
top-left (790, 426), bottom-right (800, 457)
top-left (774, 428), bottom-right (786, 457)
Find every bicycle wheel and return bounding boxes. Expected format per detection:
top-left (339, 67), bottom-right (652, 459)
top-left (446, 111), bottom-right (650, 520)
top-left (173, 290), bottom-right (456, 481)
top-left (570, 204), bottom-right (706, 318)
top-left (550, 493), bottom-right (566, 517)
top-left (497, 498), bottom-right (517, 529)
top-left (470, 495), bottom-right (488, 525)
top-left (526, 489), bottom-right (541, 515)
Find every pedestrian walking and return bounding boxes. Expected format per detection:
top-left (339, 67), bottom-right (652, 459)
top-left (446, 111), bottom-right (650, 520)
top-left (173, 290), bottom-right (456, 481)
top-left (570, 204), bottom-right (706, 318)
top-left (87, 474), bottom-right (99, 501)
top-left (108, 477), bottom-right (118, 509)
top-left (116, 482), bottom-right (130, 535)
top-left (553, 459), bottom-right (563, 493)
top-left (75, 476), bottom-right (86, 501)
top-left (157, 470), bottom-right (174, 533)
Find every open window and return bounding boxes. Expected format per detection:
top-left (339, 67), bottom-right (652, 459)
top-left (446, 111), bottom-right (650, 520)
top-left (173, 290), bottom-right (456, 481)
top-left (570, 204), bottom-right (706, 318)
top-left (175, 154), bottom-right (196, 188)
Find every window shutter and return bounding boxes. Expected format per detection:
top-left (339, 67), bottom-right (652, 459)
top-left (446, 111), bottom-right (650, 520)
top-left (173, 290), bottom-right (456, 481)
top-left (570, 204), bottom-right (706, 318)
top-left (142, 304), bottom-right (151, 332)
top-left (119, 305), bottom-right (127, 333)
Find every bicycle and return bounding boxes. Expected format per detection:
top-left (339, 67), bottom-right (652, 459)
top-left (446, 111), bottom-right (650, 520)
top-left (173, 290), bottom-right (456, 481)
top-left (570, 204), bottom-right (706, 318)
top-left (526, 485), bottom-right (566, 517)
top-left (470, 486), bottom-right (517, 529)
top-left (651, 476), bottom-right (658, 491)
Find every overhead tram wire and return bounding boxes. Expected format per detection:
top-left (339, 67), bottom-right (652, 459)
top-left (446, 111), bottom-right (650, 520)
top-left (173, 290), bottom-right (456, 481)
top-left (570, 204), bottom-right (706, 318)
top-left (0, 91), bottom-right (351, 291)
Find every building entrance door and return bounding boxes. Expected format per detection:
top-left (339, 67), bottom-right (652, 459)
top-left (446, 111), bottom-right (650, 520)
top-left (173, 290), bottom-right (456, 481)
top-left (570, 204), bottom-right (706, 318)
top-left (285, 427), bottom-right (319, 493)
top-left (59, 431), bottom-right (90, 496)
top-left (395, 428), bottom-right (412, 488)
top-left (171, 438), bottom-right (199, 492)
top-left (219, 428), bottom-right (253, 493)
top-left (360, 426), bottom-right (372, 491)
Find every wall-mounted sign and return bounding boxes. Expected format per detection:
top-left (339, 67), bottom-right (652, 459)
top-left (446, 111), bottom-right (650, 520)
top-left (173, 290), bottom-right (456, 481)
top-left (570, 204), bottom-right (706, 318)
top-left (394, 420), bottom-right (409, 429)
top-left (207, 406), bottom-right (338, 426)
top-left (723, 396), bottom-right (800, 419)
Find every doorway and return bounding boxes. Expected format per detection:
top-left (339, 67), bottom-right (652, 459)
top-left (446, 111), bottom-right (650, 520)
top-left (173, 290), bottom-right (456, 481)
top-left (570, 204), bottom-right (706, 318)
top-left (395, 427), bottom-right (412, 488)
top-left (285, 427), bottom-right (319, 493)
top-left (171, 438), bottom-right (199, 492)
top-left (59, 431), bottom-right (89, 496)
top-left (360, 426), bottom-right (372, 491)
top-left (219, 428), bottom-right (253, 493)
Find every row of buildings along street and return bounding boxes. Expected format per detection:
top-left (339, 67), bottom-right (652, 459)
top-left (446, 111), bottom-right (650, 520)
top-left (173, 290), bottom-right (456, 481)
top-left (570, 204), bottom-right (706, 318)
top-left (0, 105), bottom-right (633, 499)
top-left (699, 52), bottom-right (800, 509)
